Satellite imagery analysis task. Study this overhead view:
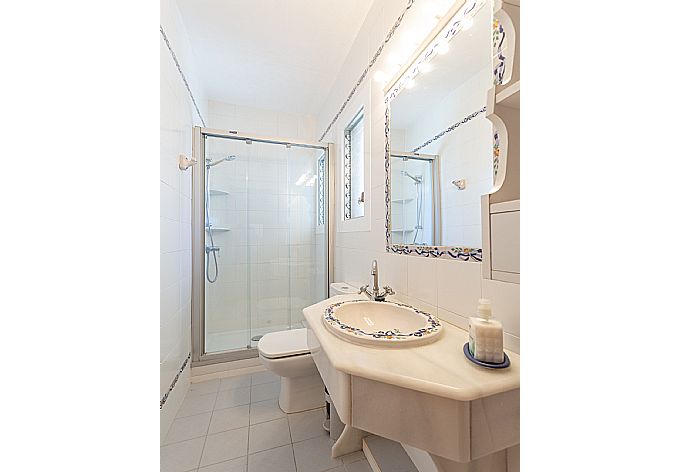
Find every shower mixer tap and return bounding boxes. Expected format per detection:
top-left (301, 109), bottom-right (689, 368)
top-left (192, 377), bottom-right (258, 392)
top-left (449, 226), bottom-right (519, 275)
top-left (359, 259), bottom-right (395, 302)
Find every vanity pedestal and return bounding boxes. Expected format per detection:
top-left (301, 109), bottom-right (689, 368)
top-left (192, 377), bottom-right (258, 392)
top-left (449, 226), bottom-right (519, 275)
top-left (304, 295), bottom-right (520, 472)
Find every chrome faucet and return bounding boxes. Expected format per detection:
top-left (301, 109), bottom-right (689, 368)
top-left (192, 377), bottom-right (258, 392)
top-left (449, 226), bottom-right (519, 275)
top-left (359, 259), bottom-right (395, 302)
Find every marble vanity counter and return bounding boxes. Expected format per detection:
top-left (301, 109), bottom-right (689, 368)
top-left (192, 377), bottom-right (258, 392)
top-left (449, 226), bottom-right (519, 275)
top-left (303, 294), bottom-right (520, 402)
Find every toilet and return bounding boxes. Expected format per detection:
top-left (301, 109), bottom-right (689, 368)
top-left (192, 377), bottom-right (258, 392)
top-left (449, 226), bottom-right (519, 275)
top-left (257, 282), bottom-right (359, 413)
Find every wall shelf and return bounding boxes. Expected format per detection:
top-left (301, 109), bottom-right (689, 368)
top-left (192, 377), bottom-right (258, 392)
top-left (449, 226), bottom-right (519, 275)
top-left (496, 80), bottom-right (520, 109)
top-left (483, 0), bottom-right (520, 284)
top-left (209, 189), bottom-right (229, 196)
top-left (392, 198), bottom-right (414, 203)
top-left (205, 226), bottom-right (230, 232)
top-left (392, 228), bottom-right (415, 232)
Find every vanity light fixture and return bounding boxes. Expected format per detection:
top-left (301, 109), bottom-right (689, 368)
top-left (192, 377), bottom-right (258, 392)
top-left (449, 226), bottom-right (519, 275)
top-left (385, 0), bottom-right (486, 103)
top-left (419, 62), bottom-right (432, 74)
top-left (405, 79), bottom-right (416, 89)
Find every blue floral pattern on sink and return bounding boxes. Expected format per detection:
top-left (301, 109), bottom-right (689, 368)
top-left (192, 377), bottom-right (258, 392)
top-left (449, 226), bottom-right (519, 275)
top-left (323, 300), bottom-right (442, 341)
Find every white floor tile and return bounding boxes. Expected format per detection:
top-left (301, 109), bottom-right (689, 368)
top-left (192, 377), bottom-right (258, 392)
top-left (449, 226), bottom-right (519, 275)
top-left (164, 412), bottom-right (212, 445)
top-left (250, 382), bottom-right (280, 403)
top-left (177, 392), bottom-right (217, 418)
top-left (293, 435), bottom-right (342, 472)
top-left (189, 379), bottom-right (221, 396)
top-left (200, 428), bottom-right (249, 468)
top-left (339, 451), bottom-right (365, 465)
top-left (248, 444), bottom-right (296, 472)
top-left (215, 387), bottom-right (251, 409)
top-left (251, 371), bottom-right (280, 385)
top-left (209, 405), bottom-right (250, 434)
top-left (161, 436), bottom-right (205, 472)
top-left (287, 408), bottom-right (327, 443)
top-left (344, 460), bottom-right (373, 472)
top-left (248, 417), bottom-right (291, 454)
top-left (250, 398), bottom-right (287, 425)
top-left (198, 457), bottom-right (247, 472)
top-left (220, 375), bottom-right (252, 391)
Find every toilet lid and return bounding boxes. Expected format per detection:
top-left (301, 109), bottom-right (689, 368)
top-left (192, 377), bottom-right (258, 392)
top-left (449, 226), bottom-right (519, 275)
top-left (258, 328), bottom-right (310, 359)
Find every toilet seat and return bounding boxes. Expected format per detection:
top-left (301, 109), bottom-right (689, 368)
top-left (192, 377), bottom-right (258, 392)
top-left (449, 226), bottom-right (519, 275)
top-left (258, 328), bottom-right (310, 359)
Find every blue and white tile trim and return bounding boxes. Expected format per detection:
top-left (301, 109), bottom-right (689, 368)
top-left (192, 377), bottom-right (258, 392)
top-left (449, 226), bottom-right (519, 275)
top-left (343, 129), bottom-right (352, 219)
top-left (160, 25), bottom-right (207, 128)
top-left (160, 352), bottom-right (191, 410)
top-left (317, 153), bottom-right (326, 226)
top-left (411, 106), bottom-right (487, 153)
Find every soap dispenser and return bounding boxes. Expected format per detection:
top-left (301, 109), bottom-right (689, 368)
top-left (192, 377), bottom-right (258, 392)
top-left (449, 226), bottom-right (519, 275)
top-left (468, 299), bottom-right (504, 363)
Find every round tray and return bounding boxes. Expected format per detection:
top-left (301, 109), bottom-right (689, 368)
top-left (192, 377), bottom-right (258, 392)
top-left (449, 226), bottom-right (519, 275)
top-left (463, 343), bottom-right (510, 369)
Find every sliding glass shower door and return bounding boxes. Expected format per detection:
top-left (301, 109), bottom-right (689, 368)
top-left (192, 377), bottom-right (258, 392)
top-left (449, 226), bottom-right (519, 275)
top-left (194, 129), bottom-right (329, 360)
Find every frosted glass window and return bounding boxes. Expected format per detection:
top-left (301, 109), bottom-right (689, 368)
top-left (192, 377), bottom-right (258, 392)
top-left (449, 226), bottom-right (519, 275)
top-left (344, 110), bottom-right (365, 219)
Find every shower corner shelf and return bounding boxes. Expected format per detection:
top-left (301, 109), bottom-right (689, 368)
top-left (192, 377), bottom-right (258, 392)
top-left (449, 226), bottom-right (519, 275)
top-left (392, 198), bottom-right (414, 203)
top-left (209, 189), bottom-right (230, 196)
top-left (205, 226), bottom-right (230, 232)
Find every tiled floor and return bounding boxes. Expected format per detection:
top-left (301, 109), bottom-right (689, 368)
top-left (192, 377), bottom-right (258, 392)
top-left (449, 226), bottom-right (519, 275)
top-left (162, 371), bottom-right (373, 472)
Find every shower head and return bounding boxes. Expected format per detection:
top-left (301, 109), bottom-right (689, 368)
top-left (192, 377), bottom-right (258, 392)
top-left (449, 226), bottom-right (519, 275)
top-left (206, 155), bottom-right (236, 168)
top-left (400, 170), bottom-right (422, 184)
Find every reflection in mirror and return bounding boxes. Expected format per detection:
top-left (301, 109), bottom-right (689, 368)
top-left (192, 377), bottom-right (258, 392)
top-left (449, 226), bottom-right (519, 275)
top-left (387, 1), bottom-right (492, 252)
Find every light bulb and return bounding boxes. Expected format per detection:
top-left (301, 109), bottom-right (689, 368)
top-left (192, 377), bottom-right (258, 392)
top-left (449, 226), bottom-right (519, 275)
top-left (405, 79), bottom-right (416, 89)
top-left (419, 62), bottom-right (431, 74)
top-left (437, 40), bottom-right (450, 55)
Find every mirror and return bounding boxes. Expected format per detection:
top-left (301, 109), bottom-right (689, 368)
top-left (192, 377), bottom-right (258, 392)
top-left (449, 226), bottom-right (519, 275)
top-left (385, 0), bottom-right (492, 259)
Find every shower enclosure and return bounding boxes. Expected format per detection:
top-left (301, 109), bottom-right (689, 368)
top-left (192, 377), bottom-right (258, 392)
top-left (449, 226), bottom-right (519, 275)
top-left (192, 128), bottom-right (332, 365)
top-left (390, 152), bottom-right (437, 246)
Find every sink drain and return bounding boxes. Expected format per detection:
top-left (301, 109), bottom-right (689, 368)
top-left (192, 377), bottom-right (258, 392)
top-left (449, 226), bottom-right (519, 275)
top-left (251, 335), bottom-right (263, 342)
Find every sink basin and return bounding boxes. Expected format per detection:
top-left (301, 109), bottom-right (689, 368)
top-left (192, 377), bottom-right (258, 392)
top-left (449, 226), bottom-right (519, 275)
top-left (323, 299), bottom-right (442, 347)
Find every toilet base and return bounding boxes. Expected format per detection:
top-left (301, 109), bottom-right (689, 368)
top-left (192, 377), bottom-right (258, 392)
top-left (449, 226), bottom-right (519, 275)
top-left (278, 373), bottom-right (325, 413)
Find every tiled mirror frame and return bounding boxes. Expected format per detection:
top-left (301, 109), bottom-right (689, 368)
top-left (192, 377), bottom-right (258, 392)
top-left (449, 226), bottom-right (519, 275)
top-left (383, 0), bottom-right (489, 262)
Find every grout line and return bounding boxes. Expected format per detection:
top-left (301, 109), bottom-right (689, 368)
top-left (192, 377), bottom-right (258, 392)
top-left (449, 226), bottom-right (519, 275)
top-left (285, 407), bottom-right (298, 472)
top-left (246, 377), bottom-right (252, 472)
top-left (195, 388), bottom-right (220, 470)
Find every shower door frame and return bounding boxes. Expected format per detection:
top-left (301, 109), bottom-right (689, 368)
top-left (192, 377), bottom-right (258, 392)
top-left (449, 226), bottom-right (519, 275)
top-left (191, 126), bottom-right (334, 367)
top-left (390, 151), bottom-right (441, 246)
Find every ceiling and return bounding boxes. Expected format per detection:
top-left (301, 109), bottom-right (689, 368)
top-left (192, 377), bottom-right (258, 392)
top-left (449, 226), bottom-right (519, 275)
top-left (177, 0), bottom-right (374, 116)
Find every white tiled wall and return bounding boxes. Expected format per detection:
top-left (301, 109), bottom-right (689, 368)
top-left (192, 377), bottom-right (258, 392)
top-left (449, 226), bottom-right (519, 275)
top-left (316, 0), bottom-right (519, 352)
top-left (160, 0), bottom-right (207, 439)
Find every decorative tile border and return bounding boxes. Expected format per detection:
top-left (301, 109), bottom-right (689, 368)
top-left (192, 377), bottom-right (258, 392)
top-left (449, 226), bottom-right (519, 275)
top-left (343, 129), bottom-right (352, 219)
top-left (160, 25), bottom-right (207, 127)
top-left (411, 106), bottom-right (487, 153)
top-left (317, 153), bottom-right (326, 226)
top-left (324, 299), bottom-right (441, 341)
top-left (493, 128), bottom-right (500, 176)
top-left (318, 0), bottom-right (416, 142)
top-left (492, 17), bottom-right (507, 85)
top-left (160, 352), bottom-right (191, 410)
